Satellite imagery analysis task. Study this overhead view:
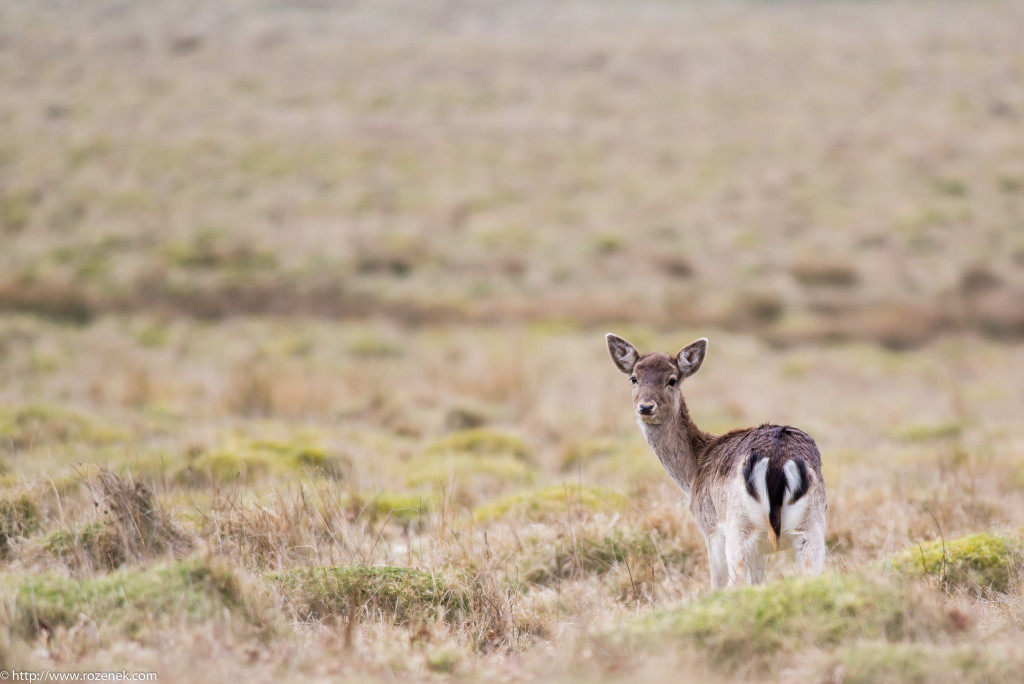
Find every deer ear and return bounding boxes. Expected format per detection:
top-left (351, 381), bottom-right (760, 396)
top-left (676, 338), bottom-right (708, 378)
top-left (606, 333), bottom-right (639, 374)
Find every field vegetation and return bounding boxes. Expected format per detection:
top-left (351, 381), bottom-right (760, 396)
top-left (2, 1), bottom-right (1024, 682)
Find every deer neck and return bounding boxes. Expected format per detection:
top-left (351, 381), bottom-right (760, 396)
top-left (638, 396), bottom-right (711, 496)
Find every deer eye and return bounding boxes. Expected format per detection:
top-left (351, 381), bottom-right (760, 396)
top-left (630, 376), bottom-right (638, 384)
top-left (667, 377), bottom-right (677, 387)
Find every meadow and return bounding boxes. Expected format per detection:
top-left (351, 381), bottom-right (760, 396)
top-left (2, 1), bottom-right (1024, 682)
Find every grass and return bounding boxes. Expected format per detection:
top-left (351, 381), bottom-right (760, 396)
top-left (2, 0), bottom-right (1024, 681)
top-left (820, 643), bottom-right (1024, 684)
top-left (267, 565), bottom-right (469, 625)
top-left (518, 527), bottom-right (694, 587)
top-left (425, 428), bottom-right (533, 463)
top-left (349, 491), bottom-right (438, 528)
top-left (632, 574), bottom-right (949, 671)
top-left (2, 558), bottom-right (271, 640)
top-left (472, 485), bottom-right (628, 522)
top-left (888, 533), bottom-right (1023, 594)
top-left (0, 494), bottom-right (40, 558)
top-left (180, 438), bottom-right (342, 484)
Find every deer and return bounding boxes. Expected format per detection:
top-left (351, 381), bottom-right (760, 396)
top-left (605, 333), bottom-right (827, 589)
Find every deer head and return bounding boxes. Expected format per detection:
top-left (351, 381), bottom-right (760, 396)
top-left (605, 334), bottom-right (707, 425)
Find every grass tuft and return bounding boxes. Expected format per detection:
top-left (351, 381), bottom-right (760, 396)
top-left (46, 469), bottom-right (193, 571)
top-left (821, 642), bottom-right (1024, 684)
top-left (632, 574), bottom-right (949, 671)
top-left (0, 494), bottom-right (41, 559)
top-left (888, 533), bottom-right (1023, 594)
top-left (266, 565), bottom-right (468, 625)
top-left (349, 491), bottom-right (437, 529)
top-left (426, 428), bottom-right (532, 463)
top-left (2, 558), bottom-right (272, 640)
top-left (181, 438), bottom-right (343, 484)
top-left (472, 485), bottom-right (626, 522)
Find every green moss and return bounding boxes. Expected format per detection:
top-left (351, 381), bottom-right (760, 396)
top-left (560, 438), bottom-right (619, 471)
top-left (824, 642), bottom-right (1023, 684)
top-left (135, 323), bottom-right (170, 348)
top-left (348, 331), bottom-right (403, 358)
top-left (404, 453), bottom-right (535, 491)
top-left (162, 231), bottom-right (277, 274)
top-left (888, 533), bottom-right (1022, 593)
top-left (266, 565), bottom-right (467, 624)
top-left (0, 495), bottom-right (40, 558)
top-left (44, 521), bottom-right (125, 570)
top-left (180, 438), bottom-right (342, 484)
top-left (2, 559), bottom-right (269, 639)
top-left (349, 491), bottom-right (436, 528)
top-left (0, 405), bottom-right (128, 452)
top-left (426, 647), bottom-right (461, 673)
top-left (569, 441), bottom-right (666, 486)
top-left (425, 428), bottom-right (532, 463)
top-left (891, 421), bottom-right (963, 443)
top-left (472, 485), bottom-right (627, 522)
top-left (634, 574), bottom-right (935, 670)
top-left (592, 233), bottom-right (624, 254)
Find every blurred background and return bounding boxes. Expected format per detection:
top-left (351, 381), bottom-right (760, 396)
top-left (2, 0), bottom-right (1023, 345)
top-left (2, 1), bottom-right (1024, 680)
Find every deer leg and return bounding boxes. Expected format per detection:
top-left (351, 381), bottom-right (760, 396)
top-left (744, 544), bottom-right (768, 585)
top-left (706, 530), bottom-right (729, 590)
top-left (724, 531), bottom-right (752, 587)
top-left (795, 527), bottom-right (826, 575)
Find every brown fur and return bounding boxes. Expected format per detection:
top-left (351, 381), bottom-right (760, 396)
top-left (606, 333), bottom-right (828, 588)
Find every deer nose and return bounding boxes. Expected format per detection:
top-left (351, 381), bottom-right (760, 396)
top-left (638, 402), bottom-right (656, 415)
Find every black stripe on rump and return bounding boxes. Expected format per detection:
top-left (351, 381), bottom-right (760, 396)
top-left (743, 426), bottom-right (811, 540)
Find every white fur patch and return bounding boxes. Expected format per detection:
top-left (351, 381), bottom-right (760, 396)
top-left (783, 460), bottom-right (803, 504)
top-left (741, 456), bottom-right (771, 526)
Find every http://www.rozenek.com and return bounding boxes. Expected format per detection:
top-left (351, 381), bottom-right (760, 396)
top-left (2, 671), bottom-right (157, 682)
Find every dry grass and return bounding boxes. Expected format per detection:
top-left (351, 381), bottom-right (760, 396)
top-left (3, 0), bottom-right (1024, 681)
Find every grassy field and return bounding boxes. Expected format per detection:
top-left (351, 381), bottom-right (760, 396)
top-left (2, 1), bottom-right (1024, 682)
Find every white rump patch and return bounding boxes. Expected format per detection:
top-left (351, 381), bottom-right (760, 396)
top-left (783, 460), bottom-right (803, 504)
top-left (742, 456), bottom-right (771, 524)
top-left (780, 461), bottom-right (811, 535)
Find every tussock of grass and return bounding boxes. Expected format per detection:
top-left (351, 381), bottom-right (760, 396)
top-left (0, 494), bottom-right (40, 558)
top-left (404, 453), bottom-right (536, 493)
top-left (472, 485), bottom-right (627, 522)
top-left (426, 428), bottom-right (532, 463)
top-left (521, 528), bottom-right (692, 586)
top-left (891, 421), bottom-right (963, 443)
top-left (0, 405), bottom-right (126, 452)
top-left (267, 565), bottom-right (468, 624)
top-left (349, 491), bottom-right (437, 529)
top-left (633, 574), bottom-right (949, 671)
top-left (180, 438), bottom-right (343, 484)
top-left (889, 533), bottom-right (1023, 594)
top-left (45, 521), bottom-right (125, 570)
top-left (198, 490), bottom-right (348, 571)
top-left (46, 469), bottom-right (193, 571)
top-left (790, 260), bottom-right (860, 288)
top-left (821, 642), bottom-right (1024, 684)
top-left (559, 438), bottom-right (619, 471)
top-left (2, 558), bottom-right (271, 639)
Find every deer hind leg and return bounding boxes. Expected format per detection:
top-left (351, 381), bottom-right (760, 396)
top-left (795, 526), bottom-right (826, 575)
top-left (706, 530), bottom-right (729, 590)
top-left (744, 544), bottom-right (768, 584)
top-left (724, 529), bottom-right (760, 587)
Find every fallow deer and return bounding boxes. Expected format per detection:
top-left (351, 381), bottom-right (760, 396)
top-left (606, 333), bottom-right (827, 589)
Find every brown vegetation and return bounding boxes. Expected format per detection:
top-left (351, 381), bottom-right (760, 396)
top-left (3, 0), bottom-right (1024, 682)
